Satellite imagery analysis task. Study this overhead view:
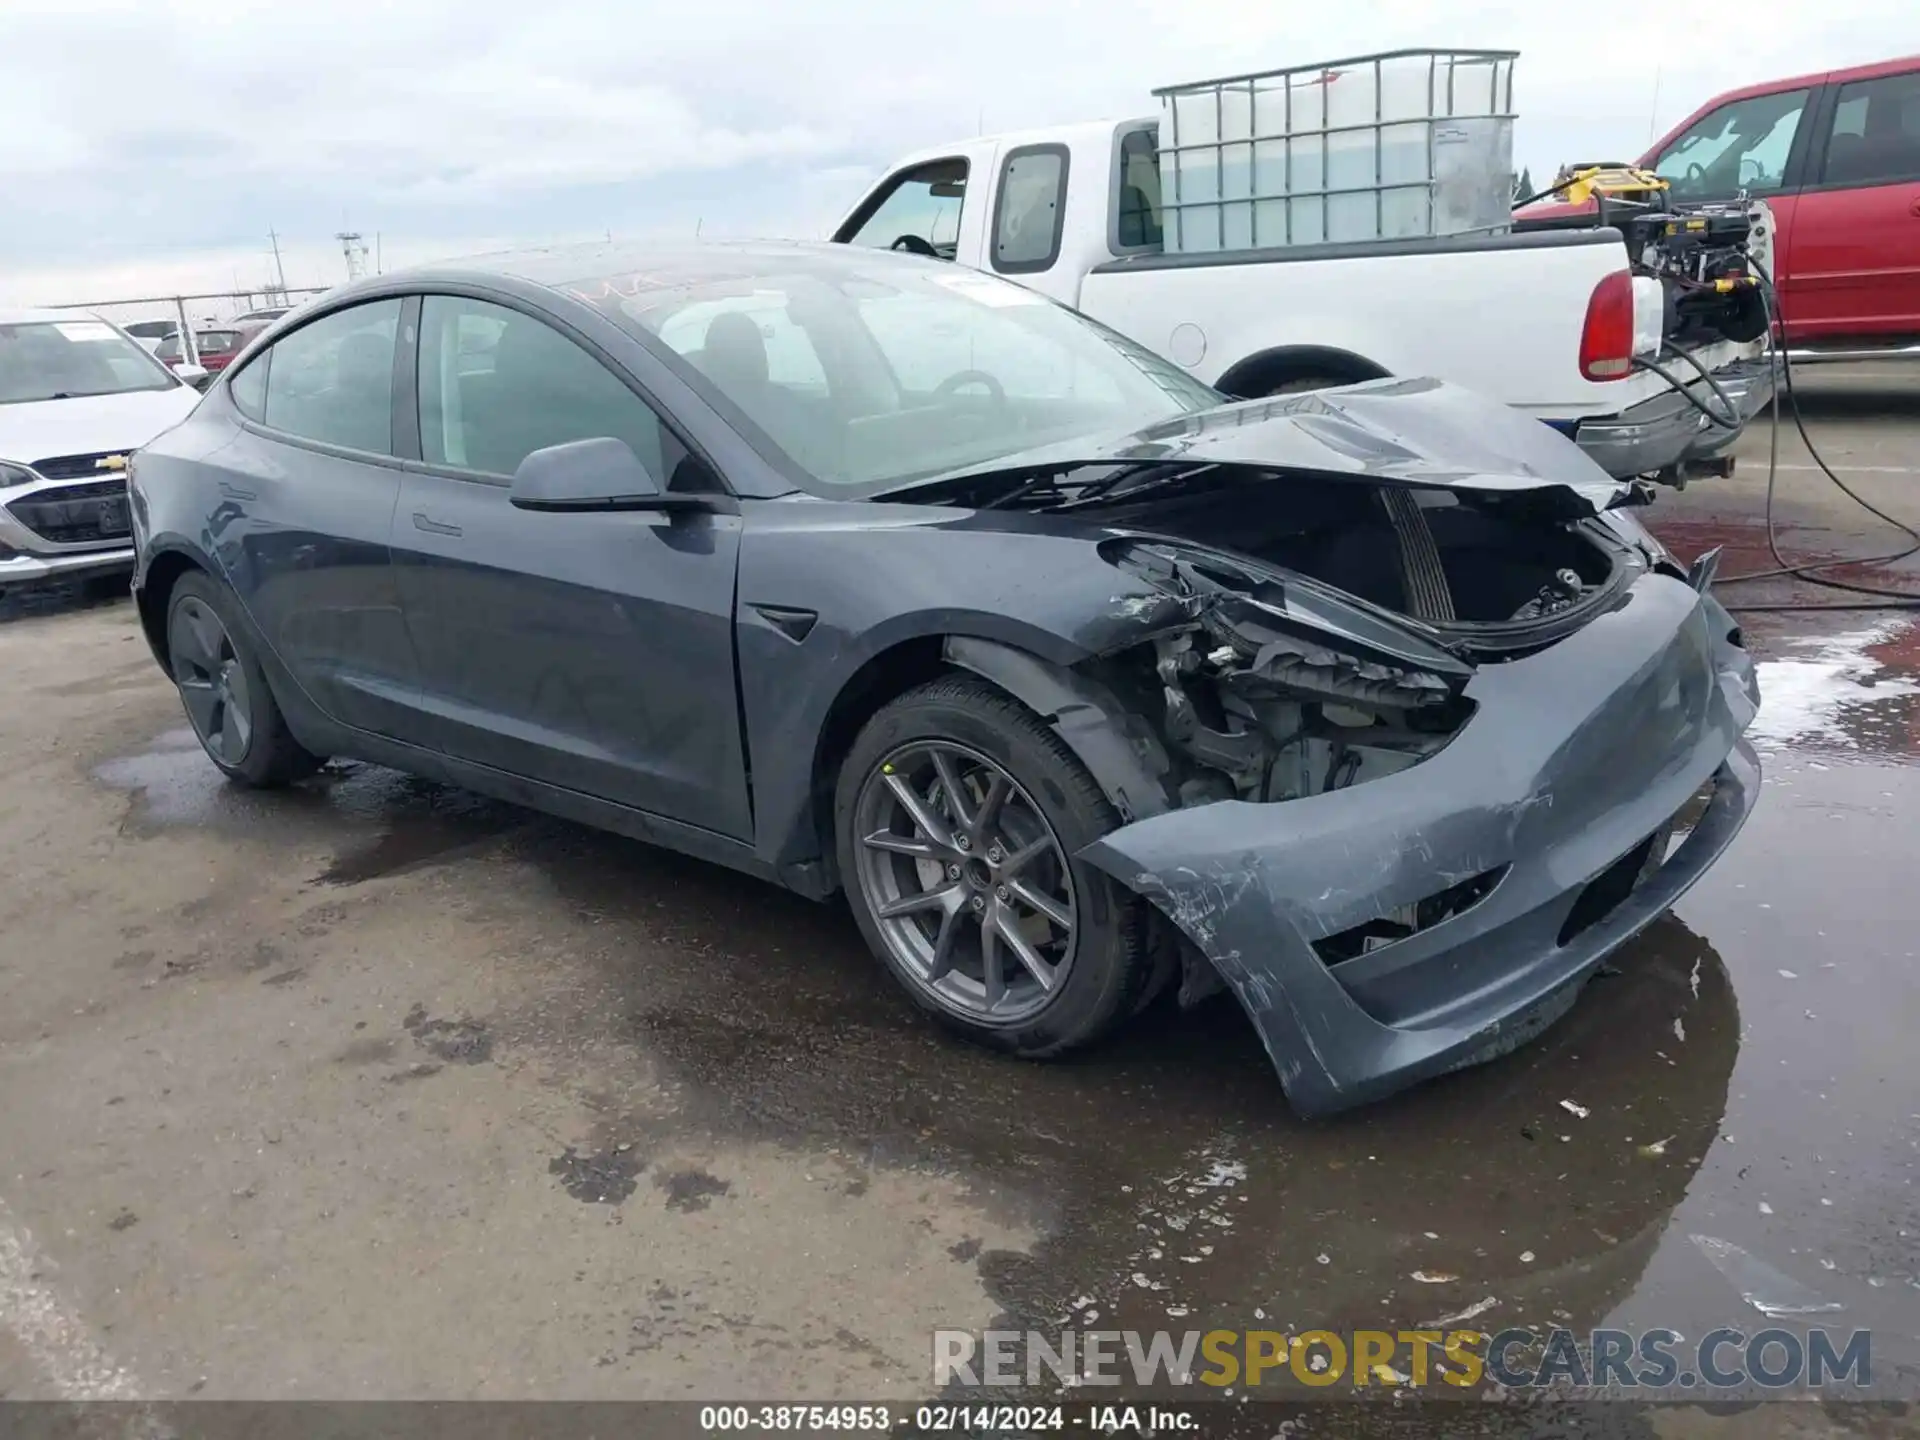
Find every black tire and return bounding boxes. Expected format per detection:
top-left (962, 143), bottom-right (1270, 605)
top-left (834, 675), bottom-right (1153, 1058)
top-left (1259, 373), bottom-right (1349, 396)
top-left (165, 570), bottom-right (323, 788)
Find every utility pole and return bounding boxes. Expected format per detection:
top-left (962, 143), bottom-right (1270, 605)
top-left (268, 228), bottom-right (289, 302)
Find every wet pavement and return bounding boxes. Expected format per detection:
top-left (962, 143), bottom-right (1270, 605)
top-left (0, 379), bottom-right (1917, 1429)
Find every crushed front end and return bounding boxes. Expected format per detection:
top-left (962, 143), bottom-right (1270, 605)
top-left (1074, 505), bottom-right (1760, 1115)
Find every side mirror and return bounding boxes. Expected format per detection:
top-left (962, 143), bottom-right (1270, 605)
top-left (174, 363), bottom-right (209, 387)
top-left (508, 437), bottom-right (726, 514)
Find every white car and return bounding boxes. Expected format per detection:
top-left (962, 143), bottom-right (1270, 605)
top-left (0, 309), bottom-right (203, 591)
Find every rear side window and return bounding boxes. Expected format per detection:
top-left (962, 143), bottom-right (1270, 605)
top-left (229, 356), bottom-right (268, 421)
top-left (838, 157), bottom-right (969, 260)
top-left (991, 145), bottom-right (1069, 273)
top-left (1821, 71), bottom-right (1920, 186)
top-left (416, 295), bottom-right (682, 484)
top-left (261, 300), bottom-right (401, 454)
top-left (1113, 128), bottom-right (1164, 251)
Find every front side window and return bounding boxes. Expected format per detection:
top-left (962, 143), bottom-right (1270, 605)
top-left (417, 295), bottom-right (678, 483)
top-left (992, 146), bottom-right (1069, 273)
top-left (261, 299), bottom-right (401, 454)
top-left (1653, 88), bottom-right (1811, 197)
top-left (0, 319), bottom-right (179, 404)
top-left (839, 158), bottom-right (969, 260)
top-left (1821, 71), bottom-right (1920, 186)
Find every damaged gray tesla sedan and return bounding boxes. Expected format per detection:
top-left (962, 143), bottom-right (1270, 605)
top-left (128, 242), bottom-right (1760, 1115)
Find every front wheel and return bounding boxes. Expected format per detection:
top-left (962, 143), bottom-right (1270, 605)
top-left (165, 571), bottom-right (323, 788)
top-left (834, 677), bottom-right (1153, 1057)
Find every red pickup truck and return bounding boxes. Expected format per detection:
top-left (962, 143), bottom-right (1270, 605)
top-left (1520, 55), bottom-right (1920, 359)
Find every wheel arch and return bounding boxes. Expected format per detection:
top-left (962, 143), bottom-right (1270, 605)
top-left (790, 631), bottom-right (1180, 895)
top-left (135, 544), bottom-right (214, 669)
top-left (800, 635), bottom-right (955, 893)
top-left (941, 637), bottom-right (1177, 830)
top-left (1214, 344), bottom-right (1392, 399)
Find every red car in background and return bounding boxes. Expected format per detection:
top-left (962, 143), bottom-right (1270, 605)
top-left (1520, 55), bottom-right (1920, 357)
top-left (157, 327), bottom-right (243, 379)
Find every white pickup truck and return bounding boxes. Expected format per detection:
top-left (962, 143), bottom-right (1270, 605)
top-left (830, 118), bottom-right (1776, 482)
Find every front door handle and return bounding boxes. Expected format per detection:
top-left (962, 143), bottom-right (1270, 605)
top-left (412, 511), bottom-right (462, 537)
top-left (218, 480), bottom-right (257, 501)
top-left (1909, 197), bottom-right (1920, 218)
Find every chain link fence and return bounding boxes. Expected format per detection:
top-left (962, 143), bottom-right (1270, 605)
top-left (42, 287), bottom-right (332, 372)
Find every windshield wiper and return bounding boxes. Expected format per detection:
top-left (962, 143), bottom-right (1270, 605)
top-left (1037, 462), bottom-right (1223, 513)
top-left (975, 467), bottom-right (1084, 510)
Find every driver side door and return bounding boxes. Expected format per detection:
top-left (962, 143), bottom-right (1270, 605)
top-left (388, 292), bottom-right (753, 840)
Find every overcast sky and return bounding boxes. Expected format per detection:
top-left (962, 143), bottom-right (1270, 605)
top-left (4, 0), bottom-right (1916, 308)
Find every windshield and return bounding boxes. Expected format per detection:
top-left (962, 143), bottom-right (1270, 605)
top-left (604, 257), bottom-right (1218, 493)
top-left (0, 320), bottom-right (180, 404)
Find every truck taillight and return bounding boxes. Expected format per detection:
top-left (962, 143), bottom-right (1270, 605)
top-left (1579, 270), bottom-right (1635, 381)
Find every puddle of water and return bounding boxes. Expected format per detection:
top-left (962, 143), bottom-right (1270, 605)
top-left (92, 727), bottom-right (240, 831)
top-left (92, 730), bottom-right (525, 880)
top-left (1747, 620), bottom-right (1920, 757)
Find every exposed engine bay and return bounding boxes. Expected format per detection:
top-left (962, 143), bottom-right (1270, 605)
top-left (1087, 475), bottom-right (1644, 814)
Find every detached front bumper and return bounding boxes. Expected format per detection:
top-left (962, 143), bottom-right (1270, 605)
top-left (1081, 575), bottom-right (1760, 1117)
top-left (1573, 356), bottom-right (1774, 482)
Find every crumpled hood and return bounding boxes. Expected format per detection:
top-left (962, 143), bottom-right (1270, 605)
top-left (890, 376), bottom-right (1635, 516)
top-left (0, 385), bottom-right (201, 466)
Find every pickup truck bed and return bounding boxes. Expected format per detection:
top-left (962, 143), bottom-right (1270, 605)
top-left (834, 117), bottom-right (1774, 481)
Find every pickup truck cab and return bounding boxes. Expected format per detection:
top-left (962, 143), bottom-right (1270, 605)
top-left (1519, 54), bottom-right (1920, 359)
top-left (832, 118), bottom-right (1774, 482)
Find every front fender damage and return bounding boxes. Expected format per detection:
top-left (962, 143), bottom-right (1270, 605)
top-left (942, 635), bottom-right (1179, 825)
top-left (942, 566), bottom-right (1480, 1033)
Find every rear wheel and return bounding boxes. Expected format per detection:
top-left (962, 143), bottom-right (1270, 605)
top-left (166, 571), bottom-right (323, 788)
top-left (835, 677), bottom-right (1152, 1057)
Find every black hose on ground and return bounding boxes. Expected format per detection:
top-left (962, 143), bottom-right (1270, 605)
top-left (1697, 260), bottom-right (1920, 612)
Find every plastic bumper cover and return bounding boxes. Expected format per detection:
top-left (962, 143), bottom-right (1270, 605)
top-left (1080, 575), bottom-right (1760, 1116)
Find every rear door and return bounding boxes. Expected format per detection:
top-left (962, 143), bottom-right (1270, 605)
top-left (1780, 67), bottom-right (1920, 342)
top-left (388, 291), bottom-right (752, 839)
top-left (206, 297), bottom-right (420, 737)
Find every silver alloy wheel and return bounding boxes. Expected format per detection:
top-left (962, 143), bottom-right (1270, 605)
top-left (169, 595), bottom-right (253, 767)
top-left (852, 740), bottom-right (1078, 1023)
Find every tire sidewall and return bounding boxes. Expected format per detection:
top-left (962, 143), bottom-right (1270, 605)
top-left (835, 684), bottom-right (1138, 1053)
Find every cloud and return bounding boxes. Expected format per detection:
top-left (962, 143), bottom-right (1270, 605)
top-left (4, 0), bottom-right (1916, 303)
